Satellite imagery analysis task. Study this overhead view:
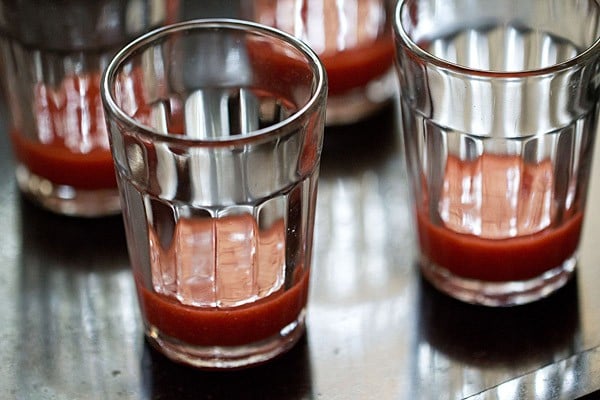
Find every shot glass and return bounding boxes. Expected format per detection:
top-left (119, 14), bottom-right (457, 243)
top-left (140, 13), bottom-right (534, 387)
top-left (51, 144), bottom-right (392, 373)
top-left (0, 0), bottom-right (178, 216)
top-left (245, 0), bottom-right (395, 125)
top-left (394, 0), bottom-right (600, 306)
top-left (101, 19), bottom-right (327, 368)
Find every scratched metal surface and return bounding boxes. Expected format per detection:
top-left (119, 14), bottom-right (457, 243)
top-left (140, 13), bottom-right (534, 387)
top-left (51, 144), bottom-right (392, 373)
top-left (2, 92), bottom-right (600, 399)
top-left (2, 2), bottom-right (600, 399)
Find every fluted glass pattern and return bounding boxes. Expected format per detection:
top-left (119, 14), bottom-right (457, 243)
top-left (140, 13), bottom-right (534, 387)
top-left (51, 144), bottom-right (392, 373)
top-left (394, 0), bottom-right (600, 304)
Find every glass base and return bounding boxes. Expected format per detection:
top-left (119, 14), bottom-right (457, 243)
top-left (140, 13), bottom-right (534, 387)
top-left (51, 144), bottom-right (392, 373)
top-left (144, 309), bottom-right (306, 370)
top-left (15, 164), bottom-right (121, 217)
top-left (420, 254), bottom-right (577, 307)
top-left (325, 69), bottom-right (396, 126)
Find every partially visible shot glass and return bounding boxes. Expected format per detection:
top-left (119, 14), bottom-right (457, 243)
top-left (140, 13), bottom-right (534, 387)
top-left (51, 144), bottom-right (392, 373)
top-left (101, 19), bottom-right (327, 368)
top-left (394, 0), bottom-right (600, 306)
top-left (246, 0), bottom-right (395, 125)
top-left (0, 0), bottom-right (178, 216)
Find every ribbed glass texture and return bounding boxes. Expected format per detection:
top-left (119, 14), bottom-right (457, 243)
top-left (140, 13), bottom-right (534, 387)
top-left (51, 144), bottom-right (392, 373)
top-left (395, 0), bottom-right (600, 304)
top-left (105, 22), bottom-right (325, 309)
top-left (396, 0), bottom-right (600, 239)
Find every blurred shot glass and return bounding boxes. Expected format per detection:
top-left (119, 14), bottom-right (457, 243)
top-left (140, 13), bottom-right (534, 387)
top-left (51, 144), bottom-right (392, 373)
top-left (0, 0), bottom-right (178, 216)
top-left (101, 19), bottom-right (327, 368)
top-left (394, 0), bottom-right (600, 306)
top-left (245, 0), bottom-right (396, 125)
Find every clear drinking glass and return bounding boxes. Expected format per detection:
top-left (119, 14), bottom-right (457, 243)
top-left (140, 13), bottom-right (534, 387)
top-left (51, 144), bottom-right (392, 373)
top-left (394, 0), bottom-right (600, 306)
top-left (245, 0), bottom-right (396, 125)
top-left (0, 0), bottom-right (179, 216)
top-left (101, 19), bottom-right (327, 368)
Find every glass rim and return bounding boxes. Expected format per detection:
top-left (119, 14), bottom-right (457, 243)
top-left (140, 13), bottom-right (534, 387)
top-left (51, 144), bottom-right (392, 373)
top-left (394, 0), bottom-right (600, 77)
top-left (101, 18), bottom-right (327, 146)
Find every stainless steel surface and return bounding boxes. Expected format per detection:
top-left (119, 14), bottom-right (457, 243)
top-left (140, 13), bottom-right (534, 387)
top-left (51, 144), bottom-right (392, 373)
top-left (2, 95), bottom-right (600, 399)
top-left (2, 2), bottom-right (600, 399)
top-left (467, 346), bottom-right (600, 399)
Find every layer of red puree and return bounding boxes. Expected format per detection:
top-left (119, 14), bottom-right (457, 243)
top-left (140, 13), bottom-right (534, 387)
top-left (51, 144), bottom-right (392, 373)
top-left (136, 271), bottom-right (310, 347)
top-left (417, 154), bottom-right (583, 282)
top-left (9, 73), bottom-right (115, 189)
top-left (417, 210), bottom-right (582, 282)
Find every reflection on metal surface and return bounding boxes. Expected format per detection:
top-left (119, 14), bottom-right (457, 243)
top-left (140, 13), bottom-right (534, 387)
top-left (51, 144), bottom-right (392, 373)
top-left (3, 92), bottom-right (600, 398)
top-left (9, 202), bottom-right (141, 399)
top-left (467, 345), bottom-right (600, 399)
top-left (414, 276), bottom-right (581, 399)
top-left (307, 104), bottom-right (418, 399)
top-left (142, 335), bottom-right (314, 399)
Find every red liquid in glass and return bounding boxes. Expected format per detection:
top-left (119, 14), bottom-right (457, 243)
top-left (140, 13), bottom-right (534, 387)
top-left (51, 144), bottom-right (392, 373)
top-left (251, 0), bottom-right (395, 95)
top-left (136, 215), bottom-right (310, 347)
top-left (137, 271), bottom-right (309, 347)
top-left (9, 73), bottom-right (115, 189)
top-left (321, 38), bottom-right (395, 94)
top-left (417, 154), bottom-right (584, 282)
top-left (417, 210), bottom-right (582, 282)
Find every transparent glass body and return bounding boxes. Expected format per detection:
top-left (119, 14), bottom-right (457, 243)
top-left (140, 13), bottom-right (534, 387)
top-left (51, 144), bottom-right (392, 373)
top-left (102, 19), bottom-right (327, 368)
top-left (0, 0), bottom-right (179, 216)
top-left (394, 0), bottom-right (600, 306)
top-left (246, 0), bottom-right (396, 125)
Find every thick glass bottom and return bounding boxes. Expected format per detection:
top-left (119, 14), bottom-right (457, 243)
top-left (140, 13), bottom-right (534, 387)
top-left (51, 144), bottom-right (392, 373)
top-left (325, 70), bottom-right (396, 126)
top-left (144, 309), bottom-right (306, 370)
top-left (15, 164), bottom-right (121, 217)
top-left (420, 254), bottom-right (577, 307)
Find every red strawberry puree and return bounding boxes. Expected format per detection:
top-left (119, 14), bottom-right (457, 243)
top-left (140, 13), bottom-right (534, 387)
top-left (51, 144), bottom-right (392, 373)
top-left (417, 154), bottom-right (583, 282)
